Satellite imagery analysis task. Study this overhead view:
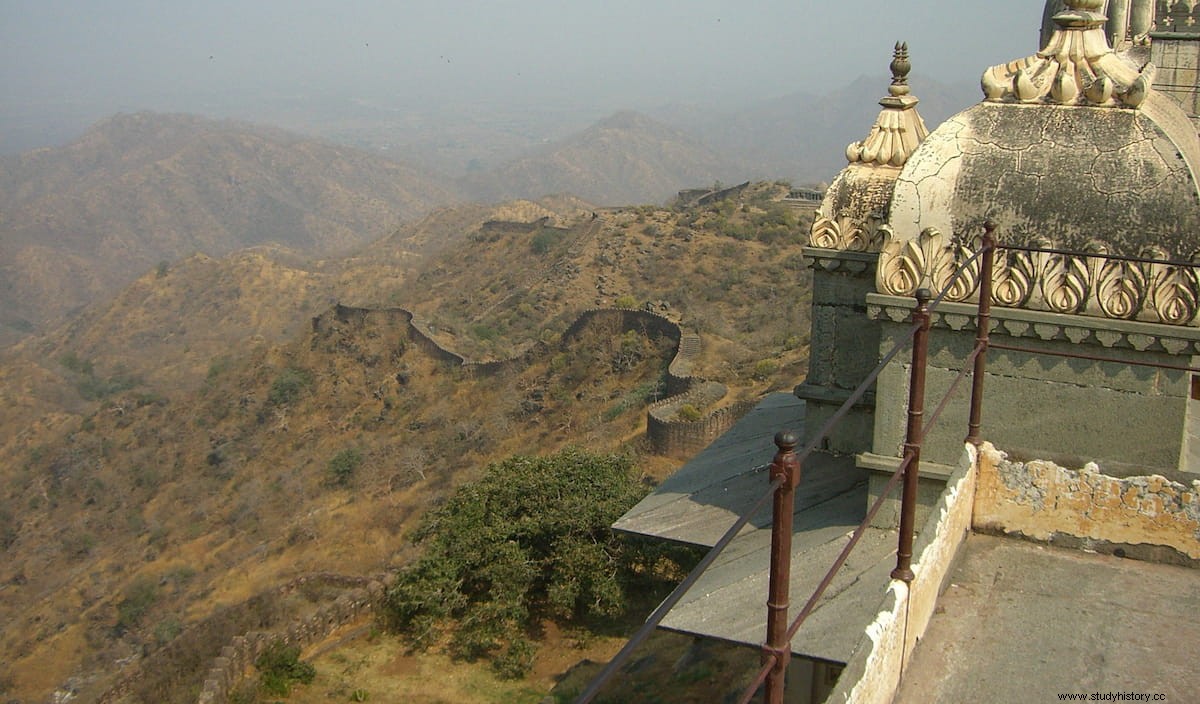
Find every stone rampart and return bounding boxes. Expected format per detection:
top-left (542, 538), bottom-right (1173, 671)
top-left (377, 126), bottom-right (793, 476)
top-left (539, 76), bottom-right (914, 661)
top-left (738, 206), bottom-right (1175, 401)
top-left (312, 303), bottom-right (731, 455)
top-left (646, 383), bottom-right (754, 456)
top-left (96, 573), bottom-right (380, 704)
top-left (193, 579), bottom-right (384, 704)
top-left (479, 216), bottom-right (553, 235)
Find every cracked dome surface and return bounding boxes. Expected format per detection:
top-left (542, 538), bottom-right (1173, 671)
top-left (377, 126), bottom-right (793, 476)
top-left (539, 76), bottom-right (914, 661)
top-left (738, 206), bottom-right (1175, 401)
top-left (887, 92), bottom-right (1200, 258)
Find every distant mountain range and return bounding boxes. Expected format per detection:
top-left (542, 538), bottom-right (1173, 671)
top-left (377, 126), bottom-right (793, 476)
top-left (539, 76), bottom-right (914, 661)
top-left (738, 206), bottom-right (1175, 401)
top-left (460, 110), bottom-right (735, 206)
top-left (657, 74), bottom-right (979, 183)
top-left (0, 112), bottom-right (462, 344)
top-left (0, 75), bottom-right (981, 346)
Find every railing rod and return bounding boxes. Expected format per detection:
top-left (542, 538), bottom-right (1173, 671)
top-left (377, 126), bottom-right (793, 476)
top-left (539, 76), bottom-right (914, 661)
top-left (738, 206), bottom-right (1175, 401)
top-left (926, 243), bottom-right (995, 311)
top-left (920, 341), bottom-right (985, 442)
top-left (998, 242), bottom-right (1200, 269)
top-left (736, 458), bottom-right (909, 704)
top-left (988, 342), bottom-right (1200, 374)
top-left (795, 320), bottom-right (921, 467)
top-left (783, 454), bottom-right (910, 643)
top-left (967, 225), bottom-right (995, 445)
top-left (738, 656), bottom-right (777, 704)
top-left (573, 473), bottom-right (783, 704)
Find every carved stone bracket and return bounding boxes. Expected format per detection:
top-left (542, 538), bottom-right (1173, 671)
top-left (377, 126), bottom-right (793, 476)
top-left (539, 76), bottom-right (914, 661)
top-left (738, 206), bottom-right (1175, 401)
top-left (803, 246), bottom-right (878, 277)
top-left (876, 227), bottom-right (1200, 326)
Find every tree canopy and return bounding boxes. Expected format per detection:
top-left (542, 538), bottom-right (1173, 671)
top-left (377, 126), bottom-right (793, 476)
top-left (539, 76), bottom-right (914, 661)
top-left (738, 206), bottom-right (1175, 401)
top-left (383, 448), bottom-right (661, 677)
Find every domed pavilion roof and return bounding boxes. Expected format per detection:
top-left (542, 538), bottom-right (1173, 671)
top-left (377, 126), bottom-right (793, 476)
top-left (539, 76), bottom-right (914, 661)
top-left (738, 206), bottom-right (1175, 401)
top-left (887, 0), bottom-right (1200, 259)
top-left (809, 43), bottom-right (931, 252)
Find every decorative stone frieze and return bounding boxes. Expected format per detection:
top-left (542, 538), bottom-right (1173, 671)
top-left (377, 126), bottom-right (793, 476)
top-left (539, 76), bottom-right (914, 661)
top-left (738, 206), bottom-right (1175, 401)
top-left (1156, 0), bottom-right (1200, 33)
top-left (809, 215), bottom-right (885, 253)
top-left (876, 226), bottom-right (1200, 326)
top-left (866, 292), bottom-right (1200, 354)
top-left (801, 247), bottom-right (877, 276)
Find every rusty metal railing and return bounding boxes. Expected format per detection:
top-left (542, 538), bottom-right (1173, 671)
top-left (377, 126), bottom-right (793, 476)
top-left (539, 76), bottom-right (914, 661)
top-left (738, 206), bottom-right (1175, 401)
top-left (743, 229), bottom-right (1200, 703)
top-left (576, 223), bottom-right (998, 704)
top-left (580, 224), bottom-right (1200, 702)
top-left (737, 223), bottom-right (998, 704)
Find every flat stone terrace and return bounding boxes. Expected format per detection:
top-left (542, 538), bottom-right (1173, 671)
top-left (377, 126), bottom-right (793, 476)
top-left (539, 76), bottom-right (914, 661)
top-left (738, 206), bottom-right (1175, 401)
top-left (615, 392), bottom-right (895, 660)
top-left (894, 533), bottom-right (1200, 704)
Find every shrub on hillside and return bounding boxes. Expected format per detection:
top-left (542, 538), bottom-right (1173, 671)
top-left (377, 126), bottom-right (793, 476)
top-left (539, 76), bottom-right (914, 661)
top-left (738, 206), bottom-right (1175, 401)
top-left (383, 448), bottom-right (675, 678)
top-left (327, 448), bottom-right (363, 487)
top-left (255, 641), bottom-right (316, 696)
top-left (267, 367), bottom-right (312, 406)
top-left (115, 576), bottom-right (159, 634)
top-left (530, 228), bottom-right (565, 254)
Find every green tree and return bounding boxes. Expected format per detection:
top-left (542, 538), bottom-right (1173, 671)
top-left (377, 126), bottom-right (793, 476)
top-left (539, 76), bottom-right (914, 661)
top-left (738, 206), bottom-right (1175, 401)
top-left (327, 448), bottom-right (363, 487)
top-left (384, 448), bottom-right (655, 677)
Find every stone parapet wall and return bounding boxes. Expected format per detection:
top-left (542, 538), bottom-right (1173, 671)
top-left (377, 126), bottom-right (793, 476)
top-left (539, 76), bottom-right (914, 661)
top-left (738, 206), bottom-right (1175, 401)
top-left (194, 580), bottom-right (384, 704)
top-left (827, 444), bottom-right (978, 704)
top-left (96, 573), bottom-right (382, 704)
top-left (646, 384), bottom-right (755, 456)
top-left (974, 444), bottom-right (1200, 563)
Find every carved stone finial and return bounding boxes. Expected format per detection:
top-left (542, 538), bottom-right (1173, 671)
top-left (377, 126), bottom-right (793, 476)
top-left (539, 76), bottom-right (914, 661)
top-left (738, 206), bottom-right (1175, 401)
top-left (890, 42), bottom-right (911, 97)
top-left (982, 0), bottom-right (1155, 108)
top-left (843, 41), bottom-right (929, 168)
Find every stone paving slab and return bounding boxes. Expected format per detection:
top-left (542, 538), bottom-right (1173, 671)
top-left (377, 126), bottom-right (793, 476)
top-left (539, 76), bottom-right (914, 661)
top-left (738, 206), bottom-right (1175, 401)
top-left (616, 393), bottom-right (870, 547)
top-left (894, 533), bottom-right (1200, 704)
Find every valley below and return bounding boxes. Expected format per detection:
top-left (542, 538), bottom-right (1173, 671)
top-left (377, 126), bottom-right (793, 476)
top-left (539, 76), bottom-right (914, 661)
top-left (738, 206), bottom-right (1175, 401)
top-left (0, 119), bottom-right (817, 702)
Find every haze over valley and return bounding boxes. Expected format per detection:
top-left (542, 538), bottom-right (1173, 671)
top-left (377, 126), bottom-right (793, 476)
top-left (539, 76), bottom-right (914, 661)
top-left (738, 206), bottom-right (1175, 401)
top-left (0, 2), bottom-right (1054, 702)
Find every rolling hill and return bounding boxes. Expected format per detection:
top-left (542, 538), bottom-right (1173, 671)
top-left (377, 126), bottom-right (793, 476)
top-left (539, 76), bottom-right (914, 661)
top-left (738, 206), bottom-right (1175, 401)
top-left (0, 112), bottom-right (464, 345)
top-left (459, 110), bottom-right (740, 206)
top-left (0, 184), bottom-right (813, 703)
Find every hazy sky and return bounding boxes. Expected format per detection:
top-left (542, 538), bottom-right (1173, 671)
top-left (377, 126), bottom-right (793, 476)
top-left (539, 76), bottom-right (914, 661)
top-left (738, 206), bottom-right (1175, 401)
top-left (2, 1), bottom-right (1048, 117)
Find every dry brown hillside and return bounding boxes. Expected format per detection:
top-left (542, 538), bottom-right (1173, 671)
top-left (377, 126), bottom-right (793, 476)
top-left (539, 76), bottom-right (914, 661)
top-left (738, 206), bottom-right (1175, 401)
top-left (0, 183), bottom-right (813, 703)
top-left (0, 111), bottom-right (463, 345)
top-left (459, 111), bottom-right (736, 206)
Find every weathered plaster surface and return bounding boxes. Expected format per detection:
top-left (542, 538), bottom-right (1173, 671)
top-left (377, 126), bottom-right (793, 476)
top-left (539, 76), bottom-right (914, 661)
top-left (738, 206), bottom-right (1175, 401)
top-left (974, 443), bottom-right (1200, 559)
top-left (890, 100), bottom-right (1200, 258)
top-left (827, 444), bottom-right (977, 704)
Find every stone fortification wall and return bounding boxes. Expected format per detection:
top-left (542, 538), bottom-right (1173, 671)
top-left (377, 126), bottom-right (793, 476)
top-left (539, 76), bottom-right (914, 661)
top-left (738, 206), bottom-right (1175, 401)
top-left (974, 444), bottom-right (1200, 563)
top-left (646, 384), bottom-right (755, 457)
top-left (97, 573), bottom-right (379, 704)
top-left (480, 216), bottom-right (553, 235)
top-left (193, 578), bottom-right (385, 704)
top-left (674, 181), bottom-right (750, 208)
top-left (313, 303), bottom-right (732, 455)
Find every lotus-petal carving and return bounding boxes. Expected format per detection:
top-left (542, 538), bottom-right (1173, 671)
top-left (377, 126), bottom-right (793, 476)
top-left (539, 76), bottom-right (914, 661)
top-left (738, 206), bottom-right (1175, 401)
top-left (1150, 264), bottom-right (1199, 325)
top-left (1039, 253), bottom-right (1090, 314)
top-left (810, 216), bottom-right (841, 249)
top-left (1094, 259), bottom-right (1145, 319)
top-left (873, 228), bottom-right (1200, 327)
top-left (992, 250), bottom-right (1037, 307)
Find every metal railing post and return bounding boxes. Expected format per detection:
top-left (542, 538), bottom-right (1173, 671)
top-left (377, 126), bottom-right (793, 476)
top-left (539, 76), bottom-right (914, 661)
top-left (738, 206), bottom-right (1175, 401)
top-left (967, 221), bottom-right (995, 445)
top-left (764, 431), bottom-right (801, 704)
top-left (892, 289), bottom-right (931, 582)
